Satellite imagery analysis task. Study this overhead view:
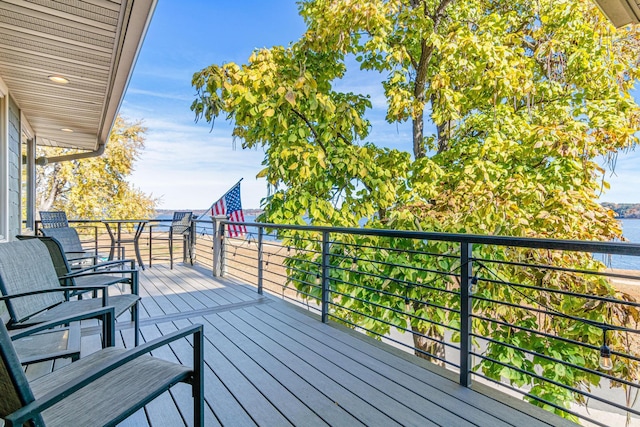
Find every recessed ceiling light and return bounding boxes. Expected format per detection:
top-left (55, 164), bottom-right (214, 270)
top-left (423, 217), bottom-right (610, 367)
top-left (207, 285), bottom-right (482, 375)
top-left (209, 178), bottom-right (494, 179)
top-left (48, 75), bottom-right (69, 84)
top-left (60, 128), bottom-right (73, 133)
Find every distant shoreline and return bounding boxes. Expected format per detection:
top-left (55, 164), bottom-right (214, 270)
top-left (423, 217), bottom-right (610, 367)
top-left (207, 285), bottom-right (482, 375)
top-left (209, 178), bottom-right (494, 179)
top-left (601, 203), bottom-right (640, 219)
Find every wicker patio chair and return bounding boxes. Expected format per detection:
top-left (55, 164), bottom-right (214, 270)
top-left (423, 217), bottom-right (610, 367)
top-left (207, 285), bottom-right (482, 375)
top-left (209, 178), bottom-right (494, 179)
top-left (149, 211), bottom-right (194, 269)
top-left (0, 239), bottom-right (140, 346)
top-left (0, 319), bottom-right (204, 426)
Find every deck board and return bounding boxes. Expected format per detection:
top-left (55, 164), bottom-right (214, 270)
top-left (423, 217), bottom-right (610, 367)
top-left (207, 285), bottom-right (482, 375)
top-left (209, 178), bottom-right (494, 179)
top-left (215, 309), bottom-right (401, 427)
top-left (166, 318), bottom-right (255, 427)
top-left (259, 303), bottom-right (567, 427)
top-left (63, 263), bottom-right (576, 426)
top-left (250, 303), bottom-right (538, 427)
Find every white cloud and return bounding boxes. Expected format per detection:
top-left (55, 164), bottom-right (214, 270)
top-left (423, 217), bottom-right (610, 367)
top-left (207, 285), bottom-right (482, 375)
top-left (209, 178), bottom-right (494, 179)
top-left (122, 111), bottom-right (268, 209)
top-left (125, 88), bottom-right (193, 101)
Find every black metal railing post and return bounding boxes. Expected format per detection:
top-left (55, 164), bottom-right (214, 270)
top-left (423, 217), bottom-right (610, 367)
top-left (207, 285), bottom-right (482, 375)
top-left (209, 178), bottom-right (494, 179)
top-left (321, 231), bottom-right (331, 323)
top-left (257, 225), bottom-right (264, 295)
top-left (459, 241), bottom-right (473, 387)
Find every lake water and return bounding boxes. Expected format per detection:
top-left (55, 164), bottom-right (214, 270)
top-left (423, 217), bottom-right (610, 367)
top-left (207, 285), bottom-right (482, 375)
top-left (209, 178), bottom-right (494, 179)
top-left (610, 218), bottom-right (640, 270)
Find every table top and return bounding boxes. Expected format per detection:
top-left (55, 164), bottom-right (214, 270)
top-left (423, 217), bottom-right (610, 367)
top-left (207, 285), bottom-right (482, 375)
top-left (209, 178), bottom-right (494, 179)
top-left (102, 219), bottom-right (149, 224)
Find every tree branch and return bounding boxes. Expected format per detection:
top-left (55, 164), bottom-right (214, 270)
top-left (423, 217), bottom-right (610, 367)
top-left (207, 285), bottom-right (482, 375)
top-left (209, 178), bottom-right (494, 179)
top-left (411, 0), bottom-right (455, 159)
top-left (290, 107), bottom-right (327, 154)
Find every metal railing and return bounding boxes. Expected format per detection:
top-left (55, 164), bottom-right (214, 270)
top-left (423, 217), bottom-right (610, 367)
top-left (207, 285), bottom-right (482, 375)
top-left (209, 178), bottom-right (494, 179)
top-left (188, 217), bottom-right (640, 427)
top-left (29, 215), bottom-right (640, 425)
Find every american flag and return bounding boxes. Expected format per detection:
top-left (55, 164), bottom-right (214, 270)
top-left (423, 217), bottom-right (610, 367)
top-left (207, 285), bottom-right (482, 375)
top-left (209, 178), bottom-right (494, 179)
top-left (211, 182), bottom-right (247, 237)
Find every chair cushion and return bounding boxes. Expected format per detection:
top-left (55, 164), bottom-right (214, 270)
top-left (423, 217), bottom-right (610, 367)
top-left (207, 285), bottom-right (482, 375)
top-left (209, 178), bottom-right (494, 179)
top-left (0, 240), bottom-right (64, 323)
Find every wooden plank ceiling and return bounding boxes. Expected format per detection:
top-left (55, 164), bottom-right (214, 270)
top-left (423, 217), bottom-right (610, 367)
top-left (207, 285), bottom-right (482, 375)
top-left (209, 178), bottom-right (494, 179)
top-left (0, 0), bottom-right (155, 150)
top-left (595, 0), bottom-right (640, 27)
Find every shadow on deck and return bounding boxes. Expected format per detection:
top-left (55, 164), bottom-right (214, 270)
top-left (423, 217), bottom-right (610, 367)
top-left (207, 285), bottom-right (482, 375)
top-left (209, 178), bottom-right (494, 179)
top-left (33, 264), bottom-right (575, 427)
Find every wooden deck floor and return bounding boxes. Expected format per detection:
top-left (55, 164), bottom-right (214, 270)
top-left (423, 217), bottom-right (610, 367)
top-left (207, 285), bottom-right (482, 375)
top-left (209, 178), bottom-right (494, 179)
top-left (27, 264), bottom-right (575, 427)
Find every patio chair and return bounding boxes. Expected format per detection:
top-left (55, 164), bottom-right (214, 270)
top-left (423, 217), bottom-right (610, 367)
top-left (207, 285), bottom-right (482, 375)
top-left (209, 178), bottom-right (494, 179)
top-left (0, 239), bottom-right (141, 346)
top-left (0, 319), bottom-right (204, 426)
top-left (17, 234), bottom-right (135, 299)
top-left (38, 211), bottom-right (111, 266)
top-left (8, 305), bottom-right (116, 365)
top-left (39, 226), bottom-right (98, 267)
top-left (149, 211), bottom-right (194, 269)
top-left (39, 211), bottom-right (69, 228)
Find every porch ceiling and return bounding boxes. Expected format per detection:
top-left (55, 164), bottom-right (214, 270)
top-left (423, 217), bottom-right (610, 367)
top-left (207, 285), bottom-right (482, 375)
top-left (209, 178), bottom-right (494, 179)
top-left (595, 0), bottom-right (640, 27)
top-left (0, 0), bottom-right (156, 150)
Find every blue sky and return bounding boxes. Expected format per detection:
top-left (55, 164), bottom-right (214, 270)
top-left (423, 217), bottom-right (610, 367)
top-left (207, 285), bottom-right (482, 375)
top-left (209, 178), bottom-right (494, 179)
top-left (120, 0), bottom-right (639, 210)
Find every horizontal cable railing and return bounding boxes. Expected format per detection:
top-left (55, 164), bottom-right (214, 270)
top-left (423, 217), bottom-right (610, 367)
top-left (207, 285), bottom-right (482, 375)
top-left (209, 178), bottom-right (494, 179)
top-left (30, 216), bottom-right (640, 425)
top-left (195, 218), bottom-right (640, 427)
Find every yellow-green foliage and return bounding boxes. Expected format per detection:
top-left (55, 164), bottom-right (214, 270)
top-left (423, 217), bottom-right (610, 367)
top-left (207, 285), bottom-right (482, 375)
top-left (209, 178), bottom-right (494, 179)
top-left (192, 1), bottom-right (640, 420)
top-left (36, 115), bottom-right (157, 220)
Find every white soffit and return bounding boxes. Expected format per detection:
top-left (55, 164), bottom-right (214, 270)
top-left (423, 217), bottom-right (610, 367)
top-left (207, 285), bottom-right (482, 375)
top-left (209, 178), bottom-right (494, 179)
top-left (595, 0), bottom-right (640, 27)
top-left (0, 0), bottom-right (156, 150)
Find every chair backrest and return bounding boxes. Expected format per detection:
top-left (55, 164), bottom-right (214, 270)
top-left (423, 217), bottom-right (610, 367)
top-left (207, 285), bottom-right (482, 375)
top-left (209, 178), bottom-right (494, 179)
top-left (40, 227), bottom-right (85, 253)
top-left (0, 320), bottom-right (41, 424)
top-left (0, 240), bottom-right (65, 324)
top-left (39, 211), bottom-right (69, 228)
top-left (172, 211), bottom-right (193, 235)
top-left (16, 235), bottom-right (72, 281)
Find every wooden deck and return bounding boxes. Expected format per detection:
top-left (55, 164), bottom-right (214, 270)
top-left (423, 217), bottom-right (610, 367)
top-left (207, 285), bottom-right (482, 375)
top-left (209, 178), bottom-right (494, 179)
top-left (25, 263), bottom-right (576, 427)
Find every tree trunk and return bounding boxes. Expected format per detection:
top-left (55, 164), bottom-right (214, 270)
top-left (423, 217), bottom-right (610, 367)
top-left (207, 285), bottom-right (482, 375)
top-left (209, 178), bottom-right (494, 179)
top-left (434, 91), bottom-right (451, 154)
top-left (410, 0), bottom-right (453, 159)
top-left (413, 115), bottom-right (425, 159)
top-left (411, 324), bottom-right (446, 365)
top-left (37, 163), bottom-right (64, 212)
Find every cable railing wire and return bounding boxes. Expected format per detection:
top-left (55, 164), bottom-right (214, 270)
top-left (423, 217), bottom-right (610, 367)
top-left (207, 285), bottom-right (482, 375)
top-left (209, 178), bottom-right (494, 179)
top-left (201, 218), bottom-right (640, 426)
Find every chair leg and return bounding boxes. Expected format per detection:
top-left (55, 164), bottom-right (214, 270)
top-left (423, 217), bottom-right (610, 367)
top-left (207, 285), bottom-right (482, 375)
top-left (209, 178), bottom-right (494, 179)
top-left (194, 328), bottom-right (204, 427)
top-left (133, 301), bottom-right (139, 346)
top-left (169, 236), bottom-right (174, 269)
top-left (148, 228), bottom-right (153, 268)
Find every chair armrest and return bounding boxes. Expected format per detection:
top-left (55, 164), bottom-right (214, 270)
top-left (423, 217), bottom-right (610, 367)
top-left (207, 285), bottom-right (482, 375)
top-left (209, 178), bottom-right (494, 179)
top-left (5, 324), bottom-right (204, 426)
top-left (10, 306), bottom-right (116, 346)
top-left (65, 259), bottom-right (136, 275)
top-left (148, 223), bottom-right (174, 234)
top-left (62, 269), bottom-right (139, 295)
top-left (0, 286), bottom-right (109, 302)
top-left (1, 285), bottom-right (111, 308)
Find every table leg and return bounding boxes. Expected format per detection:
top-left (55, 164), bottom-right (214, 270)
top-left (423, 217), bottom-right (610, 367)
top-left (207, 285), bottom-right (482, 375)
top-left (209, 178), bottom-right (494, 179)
top-left (104, 223), bottom-right (116, 261)
top-left (134, 222), bottom-right (146, 270)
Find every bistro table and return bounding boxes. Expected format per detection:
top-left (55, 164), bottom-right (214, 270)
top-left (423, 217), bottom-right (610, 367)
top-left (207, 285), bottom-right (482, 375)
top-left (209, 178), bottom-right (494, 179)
top-left (102, 219), bottom-right (149, 270)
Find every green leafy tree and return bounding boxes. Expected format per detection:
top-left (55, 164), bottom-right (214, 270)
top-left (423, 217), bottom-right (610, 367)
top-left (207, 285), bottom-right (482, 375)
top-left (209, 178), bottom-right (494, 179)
top-left (36, 115), bottom-right (157, 220)
top-left (192, 0), bottom-right (640, 420)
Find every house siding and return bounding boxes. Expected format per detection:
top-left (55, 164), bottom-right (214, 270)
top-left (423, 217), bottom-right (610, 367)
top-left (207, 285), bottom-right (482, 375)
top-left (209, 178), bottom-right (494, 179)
top-left (7, 96), bottom-right (20, 241)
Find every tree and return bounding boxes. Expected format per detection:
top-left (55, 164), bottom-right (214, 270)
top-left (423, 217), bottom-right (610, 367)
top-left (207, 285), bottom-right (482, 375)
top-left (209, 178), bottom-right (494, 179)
top-left (192, 0), bottom-right (640, 420)
top-left (37, 115), bottom-right (157, 220)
